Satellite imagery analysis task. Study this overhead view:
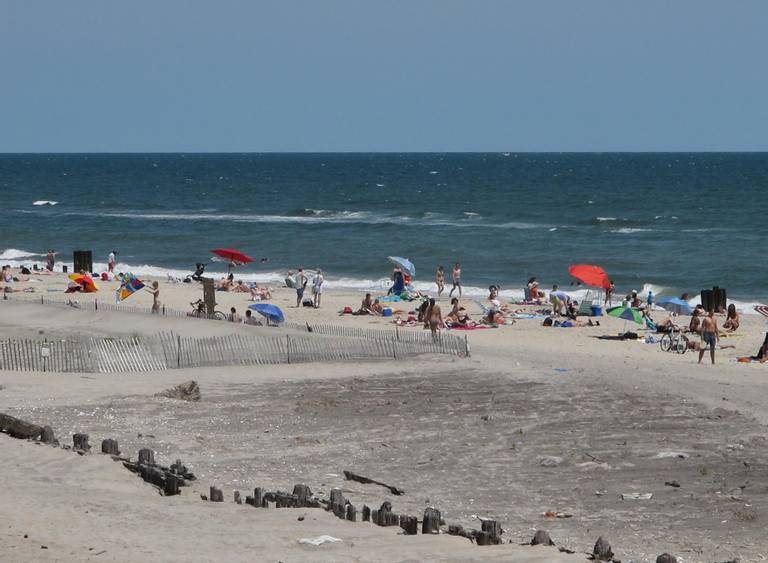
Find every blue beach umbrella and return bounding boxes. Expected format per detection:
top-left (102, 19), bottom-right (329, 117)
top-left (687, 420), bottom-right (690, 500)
top-left (248, 303), bottom-right (285, 324)
top-left (387, 256), bottom-right (415, 277)
top-left (656, 297), bottom-right (693, 316)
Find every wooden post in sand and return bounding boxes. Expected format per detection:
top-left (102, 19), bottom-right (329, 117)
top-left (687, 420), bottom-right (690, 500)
top-left (101, 438), bottom-right (120, 455)
top-left (400, 516), bottom-right (418, 535)
top-left (481, 520), bottom-right (502, 545)
top-left (254, 487), bottom-right (264, 507)
top-left (209, 486), bottom-right (224, 502)
top-left (422, 507), bottom-right (441, 534)
top-left (73, 433), bottom-right (90, 452)
top-left (286, 335), bottom-right (291, 364)
top-left (138, 448), bottom-right (155, 465)
top-left (40, 425), bottom-right (56, 444)
top-left (346, 504), bottom-right (357, 522)
top-left (362, 505), bottom-right (371, 522)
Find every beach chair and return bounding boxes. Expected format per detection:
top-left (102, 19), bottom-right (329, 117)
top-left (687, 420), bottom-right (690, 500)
top-left (576, 290), bottom-right (594, 316)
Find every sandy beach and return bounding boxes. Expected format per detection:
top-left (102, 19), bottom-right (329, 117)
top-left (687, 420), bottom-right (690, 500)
top-left (2, 270), bottom-right (768, 562)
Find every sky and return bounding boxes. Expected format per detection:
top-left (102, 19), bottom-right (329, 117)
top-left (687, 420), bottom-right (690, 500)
top-left (2, 1), bottom-right (767, 152)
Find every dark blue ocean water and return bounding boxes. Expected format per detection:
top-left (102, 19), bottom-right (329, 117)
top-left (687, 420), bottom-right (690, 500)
top-left (1, 153), bottom-right (766, 302)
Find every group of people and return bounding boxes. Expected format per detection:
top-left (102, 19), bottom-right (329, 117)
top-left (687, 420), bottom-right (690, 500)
top-left (435, 263), bottom-right (462, 298)
top-left (215, 273), bottom-right (272, 301)
top-left (286, 268), bottom-right (324, 308)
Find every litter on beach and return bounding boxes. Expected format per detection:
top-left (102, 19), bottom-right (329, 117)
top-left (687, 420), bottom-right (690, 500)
top-left (621, 493), bottom-right (653, 500)
top-left (298, 535), bottom-right (342, 546)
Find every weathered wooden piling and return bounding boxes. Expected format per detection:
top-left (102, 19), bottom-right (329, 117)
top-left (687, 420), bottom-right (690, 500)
top-left (40, 425), bottom-right (56, 444)
top-left (531, 530), bottom-right (555, 546)
top-left (593, 536), bottom-right (614, 561)
top-left (422, 507), bottom-right (442, 534)
top-left (209, 486), bottom-right (223, 502)
top-left (137, 448), bottom-right (155, 465)
top-left (480, 519), bottom-right (502, 545)
top-left (400, 515), bottom-right (418, 535)
top-left (73, 433), bottom-right (90, 451)
top-left (101, 438), bottom-right (119, 455)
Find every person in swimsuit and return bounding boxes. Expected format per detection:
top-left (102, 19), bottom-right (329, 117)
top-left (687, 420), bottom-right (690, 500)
top-left (449, 262), bottom-right (462, 298)
top-left (604, 280), bottom-right (615, 307)
top-left (436, 266), bottom-right (445, 298)
top-left (698, 310), bottom-right (719, 364)
top-left (145, 281), bottom-right (161, 314)
top-left (46, 250), bottom-right (56, 272)
top-left (723, 304), bottom-right (740, 332)
top-left (427, 297), bottom-right (443, 337)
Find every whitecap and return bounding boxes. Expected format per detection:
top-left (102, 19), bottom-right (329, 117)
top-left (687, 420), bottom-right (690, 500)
top-left (0, 248), bottom-right (41, 260)
top-left (32, 200), bottom-right (58, 206)
top-left (611, 228), bottom-right (653, 234)
top-left (596, 217), bottom-right (617, 222)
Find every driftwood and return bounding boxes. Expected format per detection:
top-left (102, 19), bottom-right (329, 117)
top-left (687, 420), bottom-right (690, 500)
top-left (343, 470), bottom-right (404, 495)
top-left (0, 413), bottom-right (42, 439)
top-left (155, 380), bottom-right (201, 402)
top-left (122, 451), bottom-right (195, 496)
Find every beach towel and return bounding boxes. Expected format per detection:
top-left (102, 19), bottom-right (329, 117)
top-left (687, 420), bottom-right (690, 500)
top-left (378, 295), bottom-right (402, 302)
top-left (448, 324), bottom-right (494, 330)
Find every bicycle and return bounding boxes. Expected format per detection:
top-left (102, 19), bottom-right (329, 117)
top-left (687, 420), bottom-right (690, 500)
top-left (659, 328), bottom-right (687, 354)
top-left (188, 299), bottom-right (227, 321)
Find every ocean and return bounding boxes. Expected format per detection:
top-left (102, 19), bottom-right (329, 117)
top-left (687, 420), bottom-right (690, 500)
top-left (1, 153), bottom-right (766, 309)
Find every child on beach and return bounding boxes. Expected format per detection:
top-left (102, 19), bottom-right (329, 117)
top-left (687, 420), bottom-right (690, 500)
top-left (145, 281), bottom-right (161, 314)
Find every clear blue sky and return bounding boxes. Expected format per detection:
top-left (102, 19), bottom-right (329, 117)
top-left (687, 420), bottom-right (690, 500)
top-left (2, 1), bottom-right (767, 152)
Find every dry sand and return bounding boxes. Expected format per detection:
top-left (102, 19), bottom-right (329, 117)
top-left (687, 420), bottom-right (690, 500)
top-left (2, 271), bottom-right (768, 562)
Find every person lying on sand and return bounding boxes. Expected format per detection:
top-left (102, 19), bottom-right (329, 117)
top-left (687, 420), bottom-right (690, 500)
top-left (233, 280), bottom-right (250, 293)
top-left (217, 274), bottom-right (234, 291)
top-left (681, 333), bottom-right (735, 353)
top-left (723, 304), bottom-right (740, 332)
top-left (249, 284), bottom-right (272, 301)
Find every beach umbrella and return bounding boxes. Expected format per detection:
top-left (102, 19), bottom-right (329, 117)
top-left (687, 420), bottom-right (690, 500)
top-left (248, 303), bottom-right (285, 324)
top-left (387, 256), bottom-right (415, 277)
top-left (68, 273), bottom-right (98, 293)
top-left (211, 248), bottom-right (254, 273)
top-left (656, 297), bottom-right (693, 316)
top-left (568, 264), bottom-right (611, 289)
top-left (607, 306), bottom-right (644, 325)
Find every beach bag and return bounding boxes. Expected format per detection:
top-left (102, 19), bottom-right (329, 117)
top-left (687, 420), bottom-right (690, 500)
top-left (342, 306), bottom-right (353, 314)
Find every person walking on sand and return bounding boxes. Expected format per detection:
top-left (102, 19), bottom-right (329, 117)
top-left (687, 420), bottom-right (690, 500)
top-left (699, 310), bottom-right (719, 364)
top-left (108, 250), bottom-right (117, 273)
top-left (312, 269), bottom-right (324, 308)
top-left (145, 281), bottom-right (161, 314)
top-left (294, 268), bottom-right (308, 307)
top-left (435, 265), bottom-right (445, 298)
top-left (449, 262), bottom-right (462, 298)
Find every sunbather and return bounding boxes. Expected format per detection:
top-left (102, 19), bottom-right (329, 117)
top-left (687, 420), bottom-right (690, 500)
top-left (723, 304), bottom-right (740, 332)
top-left (353, 293), bottom-right (377, 315)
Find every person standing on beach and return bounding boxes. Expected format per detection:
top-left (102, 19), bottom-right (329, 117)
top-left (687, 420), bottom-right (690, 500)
top-left (312, 269), bottom-right (324, 308)
top-left (698, 310), bottom-right (719, 364)
top-left (108, 250), bottom-right (116, 273)
top-left (46, 249), bottom-right (56, 272)
top-left (427, 297), bottom-right (444, 338)
top-left (436, 266), bottom-right (445, 298)
top-left (145, 281), bottom-right (161, 314)
top-left (449, 262), bottom-right (462, 298)
top-left (605, 280), bottom-right (615, 307)
top-left (294, 268), bottom-right (308, 307)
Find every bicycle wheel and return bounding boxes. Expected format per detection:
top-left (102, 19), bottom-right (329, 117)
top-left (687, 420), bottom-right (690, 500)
top-left (675, 338), bottom-right (687, 354)
top-left (660, 333), bottom-right (672, 352)
top-left (213, 311), bottom-right (227, 321)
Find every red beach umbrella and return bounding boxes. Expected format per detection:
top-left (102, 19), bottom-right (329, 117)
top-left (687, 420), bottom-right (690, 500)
top-left (210, 248), bottom-right (254, 265)
top-left (568, 264), bottom-right (611, 289)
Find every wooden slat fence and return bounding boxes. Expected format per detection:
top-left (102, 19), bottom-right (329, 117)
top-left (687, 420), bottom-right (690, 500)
top-left (0, 327), bottom-right (465, 374)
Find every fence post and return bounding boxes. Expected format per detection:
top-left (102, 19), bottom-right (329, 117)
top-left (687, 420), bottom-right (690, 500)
top-left (464, 334), bottom-right (470, 357)
top-left (95, 299), bottom-right (98, 311)
top-left (163, 305), bottom-right (166, 316)
top-left (177, 334), bottom-right (181, 368)
top-left (286, 334), bottom-right (291, 364)
top-left (392, 335), bottom-right (397, 359)
top-left (395, 324), bottom-right (400, 342)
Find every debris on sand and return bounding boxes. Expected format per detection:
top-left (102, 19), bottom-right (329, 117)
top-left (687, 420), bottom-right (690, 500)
top-left (155, 380), bottom-right (200, 402)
